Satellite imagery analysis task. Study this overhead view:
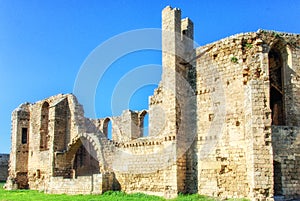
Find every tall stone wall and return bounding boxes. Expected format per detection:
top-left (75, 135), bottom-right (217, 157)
top-left (4, 6), bottom-right (300, 201)
top-left (194, 30), bottom-right (300, 200)
top-left (7, 103), bottom-right (30, 188)
top-left (5, 94), bottom-right (87, 190)
top-left (195, 33), bottom-right (250, 198)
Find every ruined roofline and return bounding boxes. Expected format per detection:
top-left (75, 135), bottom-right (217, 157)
top-left (195, 29), bottom-right (300, 52)
top-left (164, 5), bottom-right (181, 12)
top-left (14, 93), bottom-right (75, 108)
top-left (257, 29), bottom-right (300, 36)
top-left (14, 102), bottom-right (31, 112)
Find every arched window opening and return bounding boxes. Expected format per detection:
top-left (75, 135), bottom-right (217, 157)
top-left (269, 48), bottom-right (285, 125)
top-left (72, 142), bottom-right (99, 177)
top-left (140, 111), bottom-right (149, 137)
top-left (103, 118), bottom-right (112, 140)
top-left (40, 102), bottom-right (49, 150)
top-left (54, 99), bottom-right (71, 151)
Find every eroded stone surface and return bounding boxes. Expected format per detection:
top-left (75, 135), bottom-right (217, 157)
top-left (5, 6), bottom-right (300, 201)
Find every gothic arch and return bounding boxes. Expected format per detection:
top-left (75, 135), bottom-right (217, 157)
top-left (40, 101), bottom-right (49, 150)
top-left (58, 133), bottom-right (108, 178)
top-left (268, 41), bottom-right (288, 126)
top-left (72, 139), bottom-right (99, 177)
top-left (139, 110), bottom-right (148, 137)
top-left (103, 118), bottom-right (113, 140)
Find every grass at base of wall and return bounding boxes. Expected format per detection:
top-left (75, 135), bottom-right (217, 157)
top-left (0, 182), bottom-right (248, 201)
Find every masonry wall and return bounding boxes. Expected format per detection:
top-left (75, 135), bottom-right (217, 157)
top-left (5, 94), bottom-right (88, 190)
top-left (7, 103), bottom-right (30, 189)
top-left (5, 6), bottom-right (300, 201)
top-left (112, 135), bottom-right (178, 198)
top-left (85, 107), bottom-right (181, 197)
top-left (46, 173), bottom-right (113, 195)
top-left (194, 30), bottom-right (300, 200)
top-left (272, 126), bottom-right (300, 199)
top-left (27, 94), bottom-right (88, 190)
top-left (195, 34), bottom-right (250, 199)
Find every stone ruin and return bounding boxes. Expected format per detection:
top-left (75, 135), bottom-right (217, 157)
top-left (4, 6), bottom-right (300, 201)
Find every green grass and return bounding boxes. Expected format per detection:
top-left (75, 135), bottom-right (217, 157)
top-left (0, 182), bottom-right (247, 201)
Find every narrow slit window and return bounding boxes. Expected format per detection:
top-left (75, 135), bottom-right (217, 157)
top-left (21, 128), bottom-right (28, 144)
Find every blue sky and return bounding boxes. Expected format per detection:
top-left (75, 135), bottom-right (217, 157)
top-left (0, 0), bottom-right (299, 153)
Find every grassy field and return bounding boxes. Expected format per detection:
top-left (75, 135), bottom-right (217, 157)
top-left (0, 182), bottom-right (248, 201)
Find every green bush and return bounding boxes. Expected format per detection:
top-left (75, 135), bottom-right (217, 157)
top-left (230, 56), bottom-right (238, 63)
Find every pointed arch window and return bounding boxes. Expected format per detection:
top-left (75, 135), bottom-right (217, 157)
top-left (40, 102), bottom-right (49, 150)
top-left (269, 48), bottom-right (285, 125)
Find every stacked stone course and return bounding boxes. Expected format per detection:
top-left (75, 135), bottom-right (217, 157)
top-left (5, 6), bottom-right (300, 201)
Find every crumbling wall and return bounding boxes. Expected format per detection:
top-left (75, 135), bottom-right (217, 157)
top-left (149, 86), bottom-right (165, 137)
top-left (111, 110), bottom-right (140, 141)
top-left (194, 30), bottom-right (300, 200)
top-left (89, 110), bottom-right (142, 142)
top-left (195, 33), bottom-right (250, 198)
top-left (26, 95), bottom-right (71, 188)
top-left (5, 6), bottom-right (300, 201)
top-left (112, 136), bottom-right (178, 198)
top-left (7, 103), bottom-right (30, 189)
top-left (5, 94), bottom-right (88, 191)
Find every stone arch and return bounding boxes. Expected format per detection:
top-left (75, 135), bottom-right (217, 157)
top-left (61, 133), bottom-right (108, 178)
top-left (72, 140), bottom-right (99, 177)
top-left (40, 101), bottom-right (49, 150)
top-left (139, 110), bottom-right (148, 137)
top-left (103, 118), bottom-right (113, 140)
top-left (268, 41), bottom-right (288, 126)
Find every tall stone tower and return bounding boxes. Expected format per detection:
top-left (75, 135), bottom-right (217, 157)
top-left (160, 6), bottom-right (195, 137)
top-left (160, 6), bottom-right (196, 195)
top-left (7, 103), bottom-right (30, 189)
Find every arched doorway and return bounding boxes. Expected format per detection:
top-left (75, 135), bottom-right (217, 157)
top-left (72, 140), bottom-right (100, 177)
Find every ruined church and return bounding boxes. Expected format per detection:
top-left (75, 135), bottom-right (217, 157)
top-left (5, 6), bottom-right (300, 201)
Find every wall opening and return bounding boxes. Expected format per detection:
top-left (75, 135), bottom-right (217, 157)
top-left (273, 160), bottom-right (283, 195)
top-left (40, 102), bottom-right (49, 150)
top-left (139, 110), bottom-right (149, 137)
top-left (21, 127), bottom-right (28, 144)
top-left (72, 142), bottom-right (99, 177)
top-left (103, 118), bottom-right (112, 140)
top-left (269, 48), bottom-right (285, 125)
top-left (54, 98), bottom-right (71, 151)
